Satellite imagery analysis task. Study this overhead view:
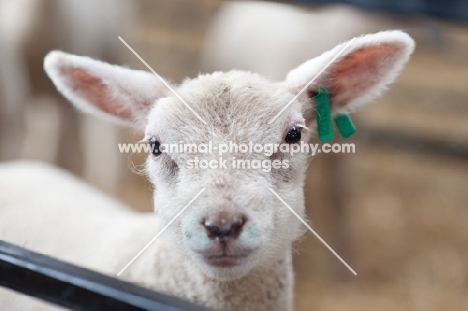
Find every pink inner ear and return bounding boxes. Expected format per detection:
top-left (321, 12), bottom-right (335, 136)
top-left (61, 67), bottom-right (133, 120)
top-left (324, 43), bottom-right (401, 109)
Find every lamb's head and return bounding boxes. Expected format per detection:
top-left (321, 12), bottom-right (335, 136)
top-left (44, 30), bottom-right (414, 281)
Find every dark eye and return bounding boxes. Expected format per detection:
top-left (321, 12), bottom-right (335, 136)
top-left (149, 137), bottom-right (162, 156)
top-left (285, 126), bottom-right (301, 144)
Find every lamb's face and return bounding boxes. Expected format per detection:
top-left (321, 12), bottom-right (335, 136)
top-left (44, 30), bottom-right (414, 281)
top-left (145, 71), bottom-right (310, 280)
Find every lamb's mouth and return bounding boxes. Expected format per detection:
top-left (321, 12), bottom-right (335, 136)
top-left (192, 242), bottom-right (261, 269)
top-left (203, 254), bottom-right (249, 268)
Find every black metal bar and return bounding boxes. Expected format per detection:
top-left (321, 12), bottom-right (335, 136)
top-left (0, 240), bottom-right (214, 311)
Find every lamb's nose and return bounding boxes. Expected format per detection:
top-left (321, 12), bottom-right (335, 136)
top-left (203, 214), bottom-right (247, 240)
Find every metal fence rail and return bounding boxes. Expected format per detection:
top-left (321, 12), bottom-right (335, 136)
top-left (0, 240), bottom-right (213, 311)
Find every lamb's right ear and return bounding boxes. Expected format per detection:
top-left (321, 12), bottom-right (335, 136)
top-left (44, 51), bottom-right (167, 127)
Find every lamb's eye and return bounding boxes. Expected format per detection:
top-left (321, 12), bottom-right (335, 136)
top-left (149, 137), bottom-right (162, 156)
top-left (285, 126), bottom-right (301, 144)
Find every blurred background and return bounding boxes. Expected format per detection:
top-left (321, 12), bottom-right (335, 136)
top-left (0, 0), bottom-right (467, 310)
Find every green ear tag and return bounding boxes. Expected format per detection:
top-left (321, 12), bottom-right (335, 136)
top-left (334, 113), bottom-right (356, 138)
top-left (314, 87), bottom-right (334, 142)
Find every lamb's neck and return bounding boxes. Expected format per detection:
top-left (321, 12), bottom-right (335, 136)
top-left (128, 243), bottom-right (294, 311)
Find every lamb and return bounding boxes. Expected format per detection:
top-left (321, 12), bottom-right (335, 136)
top-left (0, 30), bottom-right (414, 311)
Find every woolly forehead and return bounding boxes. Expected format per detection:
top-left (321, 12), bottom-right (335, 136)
top-left (145, 70), bottom-right (305, 144)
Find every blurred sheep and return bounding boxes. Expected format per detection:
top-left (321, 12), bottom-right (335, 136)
top-left (0, 0), bottom-right (137, 193)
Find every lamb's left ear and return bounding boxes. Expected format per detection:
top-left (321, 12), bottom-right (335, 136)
top-left (285, 30), bottom-right (415, 120)
top-left (44, 51), bottom-right (168, 127)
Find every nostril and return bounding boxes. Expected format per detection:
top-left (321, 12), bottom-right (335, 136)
top-left (229, 216), bottom-right (246, 239)
top-left (204, 223), bottom-right (222, 239)
top-left (230, 215), bottom-right (247, 231)
top-left (203, 214), bottom-right (247, 240)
